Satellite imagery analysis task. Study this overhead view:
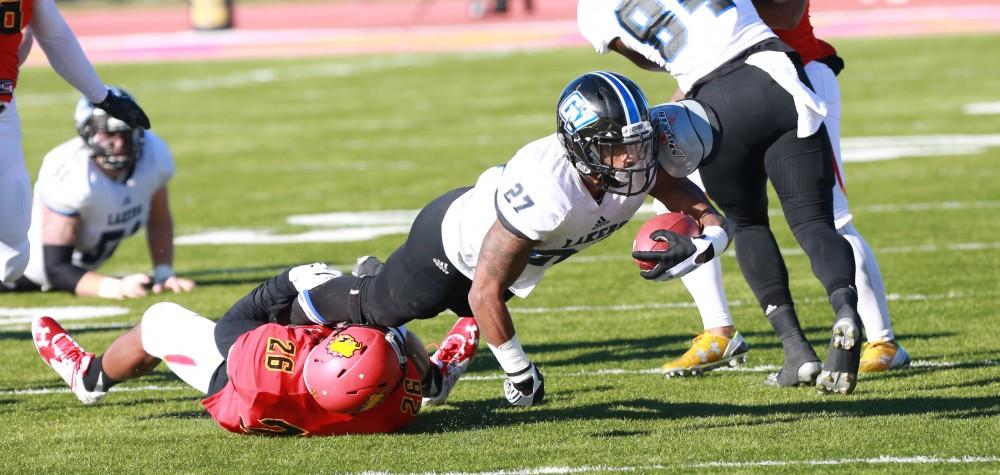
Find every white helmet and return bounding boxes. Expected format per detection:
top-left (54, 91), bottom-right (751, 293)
top-left (74, 86), bottom-right (145, 172)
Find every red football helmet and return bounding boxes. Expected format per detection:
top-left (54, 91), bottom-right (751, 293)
top-left (303, 325), bottom-right (406, 414)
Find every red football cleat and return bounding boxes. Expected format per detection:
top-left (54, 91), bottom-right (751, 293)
top-left (423, 317), bottom-right (479, 406)
top-left (31, 316), bottom-right (107, 405)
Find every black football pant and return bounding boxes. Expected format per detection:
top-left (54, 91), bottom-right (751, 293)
top-left (305, 187), bottom-right (512, 328)
top-left (690, 43), bottom-right (856, 312)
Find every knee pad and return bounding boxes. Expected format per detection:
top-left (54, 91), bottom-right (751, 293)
top-left (140, 302), bottom-right (187, 353)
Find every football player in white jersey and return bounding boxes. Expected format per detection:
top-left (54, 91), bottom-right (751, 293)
top-left (1, 0), bottom-right (150, 286)
top-left (1, 88), bottom-right (193, 299)
top-left (579, 0), bottom-right (868, 395)
top-left (267, 72), bottom-right (731, 408)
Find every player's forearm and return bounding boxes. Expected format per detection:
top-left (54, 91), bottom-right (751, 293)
top-left (73, 271), bottom-right (108, 297)
top-left (30, 0), bottom-right (107, 103)
top-left (146, 217), bottom-right (175, 268)
top-left (468, 289), bottom-right (516, 347)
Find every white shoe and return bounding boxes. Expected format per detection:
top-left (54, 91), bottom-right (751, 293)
top-left (422, 317), bottom-right (478, 406)
top-left (32, 316), bottom-right (107, 405)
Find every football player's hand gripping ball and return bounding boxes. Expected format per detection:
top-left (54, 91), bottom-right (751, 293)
top-left (504, 363), bottom-right (545, 407)
top-left (632, 229), bottom-right (715, 281)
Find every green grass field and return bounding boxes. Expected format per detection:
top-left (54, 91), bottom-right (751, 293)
top-left (2, 34), bottom-right (999, 473)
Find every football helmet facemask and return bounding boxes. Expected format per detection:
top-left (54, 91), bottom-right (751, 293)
top-left (75, 86), bottom-right (145, 174)
top-left (556, 71), bottom-right (656, 196)
top-left (303, 324), bottom-right (407, 414)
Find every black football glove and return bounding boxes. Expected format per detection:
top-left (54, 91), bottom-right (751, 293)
top-left (631, 230), bottom-right (714, 281)
top-left (504, 363), bottom-right (545, 407)
top-left (97, 89), bottom-right (151, 129)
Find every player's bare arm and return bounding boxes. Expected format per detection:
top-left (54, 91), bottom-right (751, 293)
top-left (650, 169), bottom-right (727, 232)
top-left (609, 38), bottom-right (663, 71)
top-left (752, 0), bottom-right (807, 30)
top-left (146, 186), bottom-right (195, 294)
top-left (40, 205), bottom-right (149, 299)
top-left (469, 220), bottom-right (536, 348)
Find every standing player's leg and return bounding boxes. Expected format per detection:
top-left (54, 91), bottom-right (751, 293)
top-left (0, 99), bottom-right (31, 285)
top-left (694, 70), bottom-right (821, 388)
top-left (652, 171), bottom-right (748, 377)
top-left (805, 61), bottom-right (909, 372)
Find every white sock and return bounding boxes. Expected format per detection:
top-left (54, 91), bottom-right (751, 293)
top-left (681, 257), bottom-right (733, 330)
top-left (839, 222), bottom-right (895, 343)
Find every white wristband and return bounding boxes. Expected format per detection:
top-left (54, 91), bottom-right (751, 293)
top-left (97, 277), bottom-right (123, 299)
top-left (701, 225), bottom-right (729, 256)
top-left (153, 264), bottom-right (173, 284)
top-left (488, 335), bottom-right (531, 375)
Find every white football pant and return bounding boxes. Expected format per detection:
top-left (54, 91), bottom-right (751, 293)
top-left (0, 98), bottom-right (31, 285)
top-left (806, 60), bottom-right (896, 343)
top-left (141, 302), bottom-right (225, 394)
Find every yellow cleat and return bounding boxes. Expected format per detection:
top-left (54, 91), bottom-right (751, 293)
top-left (661, 332), bottom-right (749, 377)
top-left (859, 340), bottom-right (911, 373)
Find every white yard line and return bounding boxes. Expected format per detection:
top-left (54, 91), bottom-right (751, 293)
top-left (177, 198), bottom-right (1000, 246)
top-left (0, 306), bottom-right (130, 326)
top-left (361, 455), bottom-right (1000, 474)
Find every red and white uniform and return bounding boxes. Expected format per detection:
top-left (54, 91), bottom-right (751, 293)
top-left (775, 5), bottom-right (896, 343)
top-left (1, 0), bottom-right (108, 284)
top-left (774, 10), bottom-right (849, 227)
top-left (202, 323), bottom-right (422, 436)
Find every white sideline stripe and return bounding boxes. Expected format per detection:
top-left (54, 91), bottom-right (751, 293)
top-left (176, 199), bottom-right (1000, 246)
top-left (0, 306), bottom-right (129, 326)
top-left (3, 384), bottom-right (193, 396)
top-left (10, 360), bottom-right (996, 396)
top-left (964, 101), bottom-right (1000, 115)
top-left (840, 134), bottom-right (1000, 162)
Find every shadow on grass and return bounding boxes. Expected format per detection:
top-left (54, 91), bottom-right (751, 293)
top-left (519, 329), bottom-right (957, 369)
top-left (407, 395), bottom-right (1000, 435)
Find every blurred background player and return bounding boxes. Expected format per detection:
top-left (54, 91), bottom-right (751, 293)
top-left (578, 0), bottom-right (868, 394)
top-left (769, 1), bottom-right (909, 372)
top-left (273, 72), bottom-right (731, 408)
top-left (0, 0), bottom-right (150, 287)
top-left (1, 88), bottom-right (189, 299)
top-left (30, 263), bottom-right (480, 436)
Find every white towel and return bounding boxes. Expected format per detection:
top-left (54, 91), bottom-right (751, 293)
top-left (745, 51), bottom-right (828, 138)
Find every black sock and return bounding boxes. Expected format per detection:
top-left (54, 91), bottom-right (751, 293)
top-left (766, 304), bottom-right (818, 363)
top-left (421, 361), bottom-right (443, 398)
top-left (82, 356), bottom-right (119, 392)
top-left (829, 286), bottom-right (860, 320)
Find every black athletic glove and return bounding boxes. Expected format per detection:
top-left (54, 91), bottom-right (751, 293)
top-left (97, 89), bottom-right (151, 129)
top-left (631, 230), bottom-right (711, 281)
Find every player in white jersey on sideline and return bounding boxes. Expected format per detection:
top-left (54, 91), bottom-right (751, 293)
top-left (255, 72), bottom-right (732, 408)
top-left (579, 0), bottom-right (868, 395)
top-left (0, 88), bottom-right (193, 299)
top-left (1, 0), bottom-right (150, 286)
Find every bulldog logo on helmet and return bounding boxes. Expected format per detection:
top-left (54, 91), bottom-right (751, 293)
top-left (327, 334), bottom-right (364, 358)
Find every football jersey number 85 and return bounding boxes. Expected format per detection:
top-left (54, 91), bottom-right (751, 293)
top-left (615, 0), bottom-right (735, 63)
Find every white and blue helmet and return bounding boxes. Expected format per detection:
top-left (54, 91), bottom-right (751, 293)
top-left (556, 71), bottom-right (657, 196)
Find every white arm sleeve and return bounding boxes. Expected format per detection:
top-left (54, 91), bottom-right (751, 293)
top-left (30, 0), bottom-right (107, 103)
